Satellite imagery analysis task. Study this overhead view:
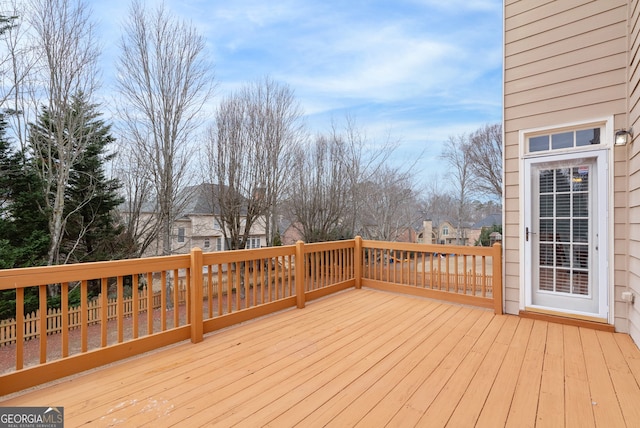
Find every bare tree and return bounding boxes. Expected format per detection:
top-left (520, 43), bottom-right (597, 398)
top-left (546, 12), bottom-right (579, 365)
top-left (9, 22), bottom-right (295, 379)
top-left (337, 116), bottom-right (401, 236)
top-left (250, 77), bottom-right (303, 247)
top-left (2, 4), bottom-right (37, 156)
top-left (420, 174), bottom-right (456, 227)
top-left (441, 134), bottom-right (474, 245)
top-left (287, 134), bottom-right (351, 242)
top-left (358, 165), bottom-right (421, 241)
top-left (0, 3), bottom-right (35, 142)
top-left (116, 0), bottom-right (214, 255)
top-left (27, 0), bottom-right (100, 265)
top-left (206, 93), bottom-right (263, 250)
top-left (205, 78), bottom-right (302, 250)
top-left (467, 123), bottom-right (502, 199)
top-left (111, 143), bottom-right (158, 257)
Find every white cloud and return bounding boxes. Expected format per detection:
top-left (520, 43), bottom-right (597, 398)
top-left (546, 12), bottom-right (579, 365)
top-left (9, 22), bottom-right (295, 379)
top-left (96, 0), bottom-right (503, 180)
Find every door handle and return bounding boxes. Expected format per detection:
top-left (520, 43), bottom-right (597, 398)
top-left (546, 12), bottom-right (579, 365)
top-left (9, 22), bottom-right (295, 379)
top-left (526, 227), bottom-right (535, 242)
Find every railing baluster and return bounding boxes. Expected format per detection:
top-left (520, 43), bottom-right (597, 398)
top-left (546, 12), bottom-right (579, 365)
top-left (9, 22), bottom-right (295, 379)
top-left (226, 263), bottom-right (232, 314)
top-left (160, 271), bottom-right (167, 331)
top-left (287, 255), bottom-right (293, 296)
top-left (481, 256), bottom-right (487, 297)
top-left (39, 284), bottom-right (47, 364)
top-left (117, 275), bottom-right (124, 343)
top-left (146, 272), bottom-right (153, 335)
top-left (16, 288), bottom-right (24, 370)
top-left (186, 268), bottom-right (192, 325)
top-left (472, 256), bottom-right (477, 296)
top-left (173, 269), bottom-right (179, 328)
top-left (101, 278), bottom-right (108, 347)
top-left (243, 260), bottom-right (250, 308)
top-left (217, 266), bottom-right (223, 316)
top-left (252, 260), bottom-right (258, 305)
top-left (207, 265), bottom-right (213, 318)
top-left (132, 275), bottom-right (139, 339)
top-left (61, 282), bottom-right (69, 357)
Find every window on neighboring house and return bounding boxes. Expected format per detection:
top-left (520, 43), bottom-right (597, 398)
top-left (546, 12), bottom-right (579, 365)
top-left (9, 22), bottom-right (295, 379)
top-left (203, 238), bottom-right (210, 249)
top-left (213, 219), bottom-right (220, 230)
top-left (216, 237), bottom-right (225, 251)
top-left (442, 226), bottom-right (449, 236)
top-left (246, 237), bottom-right (261, 249)
top-left (178, 227), bottom-right (185, 243)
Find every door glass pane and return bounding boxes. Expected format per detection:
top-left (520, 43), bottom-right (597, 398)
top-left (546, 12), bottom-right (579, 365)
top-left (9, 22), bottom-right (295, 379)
top-left (540, 243), bottom-right (553, 266)
top-left (536, 164), bottom-right (590, 296)
top-left (540, 194), bottom-right (554, 217)
top-left (556, 244), bottom-right (571, 267)
top-left (540, 170), bottom-right (554, 192)
top-left (573, 219), bottom-right (588, 243)
top-left (556, 194), bottom-right (570, 216)
top-left (540, 219), bottom-right (553, 240)
top-left (556, 270), bottom-right (571, 293)
top-left (573, 244), bottom-right (588, 269)
top-left (573, 272), bottom-right (589, 295)
top-left (555, 169), bottom-right (571, 192)
top-left (556, 219), bottom-right (570, 241)
top-left (573, 193), bottom-right (588, 216)
top-left (540, 268), bottom-right (554, 291)
top-left (573, 166), bottom-right (589, 188)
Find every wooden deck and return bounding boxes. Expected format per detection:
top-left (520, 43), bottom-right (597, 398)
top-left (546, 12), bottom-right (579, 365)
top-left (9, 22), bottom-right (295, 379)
top-left (2, 288), bottom-right (640, 427)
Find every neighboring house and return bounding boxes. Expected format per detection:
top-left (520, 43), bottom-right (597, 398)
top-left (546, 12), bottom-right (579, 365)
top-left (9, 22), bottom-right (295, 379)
top-left (468, 213), bottom-right (502, 246)
top-left (503, 1), bottom-right (639, 345)
top-left (280, 220), bottom-right (303, 246)
top-left (418, 219), bottom-right (471, 245)
top-left (416, 220), bottom-right (433, 245)
top-left (394, 226), bottom-right (418, 244)
top-left (141, 183), bottom-right (267, 256)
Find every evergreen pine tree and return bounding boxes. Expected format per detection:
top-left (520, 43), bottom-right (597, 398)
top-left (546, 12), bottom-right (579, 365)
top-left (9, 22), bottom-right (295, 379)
top-left (63, 94), bottom-right (128, 261)
top-left (28, 93), bottom-right (132, 264)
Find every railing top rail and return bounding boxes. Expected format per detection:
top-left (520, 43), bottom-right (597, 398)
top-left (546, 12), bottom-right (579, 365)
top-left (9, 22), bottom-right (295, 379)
top-left (361, 239), bottom-right (498, 256)
top-left (302, 240), bottom-right (356, 252)
top-left (0, 238), bottom-right (501, 291)
top-left (0, 254), bottom-right (191, 290)
top-left (201, 245), bottom-right (296, 264)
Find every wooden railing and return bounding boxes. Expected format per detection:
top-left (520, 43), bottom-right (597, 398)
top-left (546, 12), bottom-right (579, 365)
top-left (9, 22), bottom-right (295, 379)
top-left (359, 238), bottom-right (502, 314)
top-left (0, 238), bottom-right (501, 395)
top-left (0, 285), bottom-right (187, 346)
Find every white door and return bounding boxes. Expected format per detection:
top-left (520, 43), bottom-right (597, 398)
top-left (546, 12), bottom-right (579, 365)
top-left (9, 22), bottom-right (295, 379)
top-left (523, 150), bottom-right (608, 319)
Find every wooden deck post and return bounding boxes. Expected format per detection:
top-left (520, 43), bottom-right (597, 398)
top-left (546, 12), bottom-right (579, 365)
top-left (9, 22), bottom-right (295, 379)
top-left (354, 236), bottom-right (363, 289)
top-left (492, 243), bottom-right (503, 315)
top-left (296, 240), bottom-right (306, 309)
top-left (190, 247), bottom-right (204, 343)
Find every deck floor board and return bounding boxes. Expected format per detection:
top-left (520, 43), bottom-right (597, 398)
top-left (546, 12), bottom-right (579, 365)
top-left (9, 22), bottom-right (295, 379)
top-left (2, 288), bottom-right (639, 427)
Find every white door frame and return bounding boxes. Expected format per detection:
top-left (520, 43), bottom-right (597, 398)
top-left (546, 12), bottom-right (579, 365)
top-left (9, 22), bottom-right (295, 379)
top-left (522, 150), bottom-right (608, 319)
top-left (518, 117), bottom-right (614, 323)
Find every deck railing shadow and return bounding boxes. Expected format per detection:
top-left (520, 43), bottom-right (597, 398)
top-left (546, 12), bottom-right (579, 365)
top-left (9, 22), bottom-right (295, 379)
top-left (0, 237), bottom-right (501, 395)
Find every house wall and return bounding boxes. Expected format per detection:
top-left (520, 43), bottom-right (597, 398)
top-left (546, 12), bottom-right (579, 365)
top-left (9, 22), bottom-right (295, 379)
top-left (171, 219), bottom-right (192, 254)
top-left (180, 215), bottom-right (267, 253)
top-left (503, 1), bottom-right (629, 330)
top-left (627, 0), bottom-right (640, 344)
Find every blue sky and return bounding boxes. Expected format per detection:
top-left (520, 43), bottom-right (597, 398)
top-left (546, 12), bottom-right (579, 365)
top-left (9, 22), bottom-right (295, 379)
top-left (94, 0), bottom-right (503, 185)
